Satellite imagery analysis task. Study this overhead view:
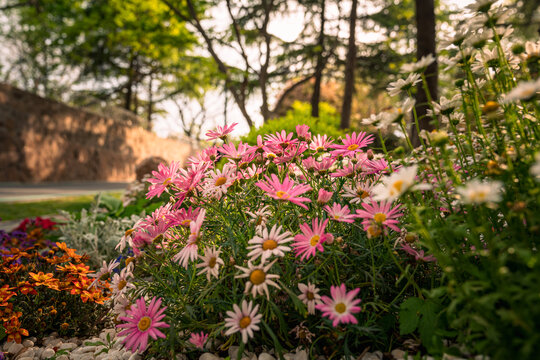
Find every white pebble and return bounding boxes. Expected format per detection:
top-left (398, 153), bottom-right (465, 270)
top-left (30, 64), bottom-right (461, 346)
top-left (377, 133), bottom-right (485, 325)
top-left (259, 353), bottom-right (276, 360)
top-left (199, 354), bottom-right (222, 360)
top-left (391, 349), bottom-right (406, 360)
top-left (56, 355), bottom-right (69, 360)
top-left (41, 348), bottom-right (56, 359)
top-left (128, 353), bottom-right (141, 360)
top-left (16, 357), bottom-right (34, 360)
top-left (8, 342), bottom-right (24, 355)
top-left (3, 341), bottom-right (14, 352)
top-left (22, 339), bottom-right (34, 348)
top-left (59, 342), bottom-right (77, 351)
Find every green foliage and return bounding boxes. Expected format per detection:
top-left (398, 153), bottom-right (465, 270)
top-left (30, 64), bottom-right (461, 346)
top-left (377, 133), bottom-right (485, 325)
top-left (58, 196), bottom-right (139, 268)
top-left (242, 101), bottom-right (345, 145)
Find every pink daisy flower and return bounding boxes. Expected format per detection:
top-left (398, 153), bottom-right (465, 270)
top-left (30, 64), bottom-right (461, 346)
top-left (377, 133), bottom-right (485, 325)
top-left (189, 331), bottom-right (208, 350)
top-left (330, 162), bottom-right (361, 178)
top-left (316, 284), bottom-right (362, 327)
top-left (363, 159), bottom-right (390, 175)
top-left (292, 218), bottom-right (333, 261)
top-left (117, 296), bottom-right (169, 353)
top-left (355, 200), bottom-right (403, 233)
top-left (218, 142), bottom-right (253, 161)
top-left (401, 243), bottom-right (437, 262)
top-left (264, 130), bottom-right (299, 150)
top-left (224, 300), bottom-right (263, 344)
top-left (173, 209), bottom-right (206, 268)
top-left (313, 157), bottom-right (336, 174)
top-left (146, 161), bottom-right (181, 199)
top-left (205, 122), bottom-right (238, 141)
top-left (310, 134), bottom-right (334, 152)
top-left (323, 203), bottom-right (357, 223)
top-left (173, 162), bottom-right (208, 202)
top-left (296, 124), bottom-right (311, 141)
top-left (255, 174), bottom-right (312, 209)
top-left (317, 189), bottom-right (334, 204)
top-left (331, 132), bottom-right (374, 158)
top-left (167, 206), bottom-right (201, 227)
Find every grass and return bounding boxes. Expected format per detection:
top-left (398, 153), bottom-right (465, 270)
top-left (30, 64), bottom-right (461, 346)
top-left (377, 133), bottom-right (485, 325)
top-left (0, 192), bottom-right (123, 221)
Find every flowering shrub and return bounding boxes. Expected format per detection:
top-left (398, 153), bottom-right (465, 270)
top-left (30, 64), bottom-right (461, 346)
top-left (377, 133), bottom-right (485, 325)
top-left (111, 3), bottom-right (540, 359)
top-left (58, 201), bottom-right (139, 269)
top-left (0, 237), bottom-right (111, 342)
top-left (1, 217), bottom-right (58, 251)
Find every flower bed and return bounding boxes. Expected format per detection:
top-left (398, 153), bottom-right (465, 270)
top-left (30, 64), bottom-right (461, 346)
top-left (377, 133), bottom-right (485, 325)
top-left (107, 3), bottom-right (540, 360)
top-left (2, 2), bottom-right (540, 360)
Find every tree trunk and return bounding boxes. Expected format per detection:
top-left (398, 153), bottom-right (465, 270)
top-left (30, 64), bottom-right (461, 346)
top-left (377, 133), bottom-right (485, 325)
top-left (125, 56), bottom-right (135, 112)
top-left (340, 0), bottom-right (358, 129)
top-left (147, 74), bottom-right (153, 129)
top-left (411, 0), bottom-right (438, 147)
top-left (311, 0), bottom-right (326, 118)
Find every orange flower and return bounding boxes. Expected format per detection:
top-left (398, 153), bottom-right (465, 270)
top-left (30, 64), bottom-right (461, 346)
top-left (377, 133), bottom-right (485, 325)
top-left (28, 272), bottom-right (59, 290)
top-left (4, 316), bottom-right (29, 343)
top-left (2, 263), bottom-right (25, 274)
top-left (55, 242), bottom-right (83, 261)
top-left (45, 254), bottom-right (70, 265)
top-left (56, 263), bottom-right (92, 276)
top-left (0, 285), bottom-right (17, 305)
top-left (17, 281), bottom-right (37, 295)
top-left (0, 304), bottom-right (22, 322)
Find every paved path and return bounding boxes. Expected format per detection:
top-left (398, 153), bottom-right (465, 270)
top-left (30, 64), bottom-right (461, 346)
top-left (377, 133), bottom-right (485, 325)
top-left (0, 181), bottom-right (129, 203)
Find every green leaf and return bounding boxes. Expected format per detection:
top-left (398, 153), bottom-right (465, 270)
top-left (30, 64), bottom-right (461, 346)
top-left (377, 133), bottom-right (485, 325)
top-left (399, 297), bottom-right (423, 335)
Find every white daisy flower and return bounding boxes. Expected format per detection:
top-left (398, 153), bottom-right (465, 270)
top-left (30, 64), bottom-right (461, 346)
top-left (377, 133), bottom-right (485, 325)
top-left (110, 265), bottom-right (134, 297)
top-left (298, 282), bottom-right (322, 315)
top-left (456, 179), bottom-right (503, 204)
top-left (502, 79), bottom-right (540, 103)
top-left (341, 182), bottom-right (373, 204)
top-left (372, 165), bottom-right (432, 202)
top-left (247, 224), bottom-right (293, 263)
top-left (235, 260), bottom-right (280, 299)
top-left (202, 163), bottom-right (236, 199)
top-left (224, 300), bottom-right (262, 344)
top-left (245, 205), bottom-right (272, 231)
top-left (387, 73), bottom-right (421, 97)
top-left (400, 54), bottom-right (436, 73)
top-left (196, 246), bottom-right (225, 281)
top-left (89, 259), bottom-right (120, 289)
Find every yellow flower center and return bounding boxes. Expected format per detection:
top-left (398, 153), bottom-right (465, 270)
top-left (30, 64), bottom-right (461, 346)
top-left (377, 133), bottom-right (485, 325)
top-left (208, 257), bottom-right (217, 268)
top-left (215, 176), bottom-right (227, 186)
top-left (333, 215), bottom-right (340, 220)
top-left (250, 269), bottom-right (266, 285)
top-left (310, 235), bottom-right (320, 247)
top-left (334, 302), bottom-right (346, 314)
top-left (180, 219), bottom-right (191, 226)
top-left (306, 291), bottom-right (315, 300)
top-left (162, 177), bottom-right (172, 186)
top-left (390, 179), bottom-right (405, 195)
top-left (262, 239), bottom-right (278, 250)
top-left (471, 191), bottom-right (487, 202)
top-left (118, 280), bottom-right (127, 290)
top-left (373, 213), bottom-right (387, 224)
top-left (276, 191), bottom-right (290, 199)
top-left (347, 144), bottom-right (359, 151)
top-left (357, 190), bottom-right (370, 199)
top-left (124, 229), bottom-right (135, 237)
top-left (316, 146), bottom-right (325, 152)
top-left (137, 316), bottom-right (152, 332)
top-left (239, 316), bottom-right (251, 329)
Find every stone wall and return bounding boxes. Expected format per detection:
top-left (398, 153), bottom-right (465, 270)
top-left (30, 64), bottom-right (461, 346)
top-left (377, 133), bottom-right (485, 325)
top-left (0, 83), bottom-right (194, 182)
